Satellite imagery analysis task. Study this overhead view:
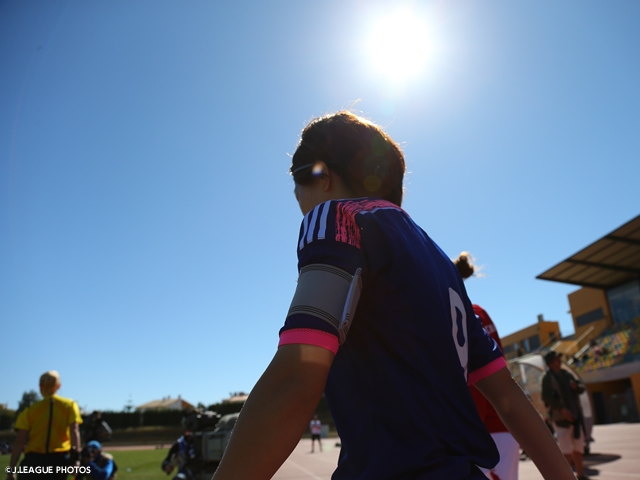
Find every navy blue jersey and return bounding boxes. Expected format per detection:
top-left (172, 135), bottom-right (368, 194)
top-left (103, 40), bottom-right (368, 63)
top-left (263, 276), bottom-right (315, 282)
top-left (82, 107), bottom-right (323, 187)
top-left (279, 198), bottom-right (505, 479)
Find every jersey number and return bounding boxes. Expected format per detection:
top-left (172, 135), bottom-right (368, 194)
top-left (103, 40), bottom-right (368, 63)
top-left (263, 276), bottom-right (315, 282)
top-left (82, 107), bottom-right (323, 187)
top-left (449, 288), bottom-right (468, 379)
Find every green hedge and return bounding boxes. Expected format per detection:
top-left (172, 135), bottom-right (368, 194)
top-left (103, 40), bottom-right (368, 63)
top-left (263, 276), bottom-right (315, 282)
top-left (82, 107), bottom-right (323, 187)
top-left (98, 409), bottom-right (185, 429)
top-left (98, 406), bottom-right (245, 429)
top-left (0, 411), bottom-right (14, 430)
top-left (205, 402), bottom-right (244, 417)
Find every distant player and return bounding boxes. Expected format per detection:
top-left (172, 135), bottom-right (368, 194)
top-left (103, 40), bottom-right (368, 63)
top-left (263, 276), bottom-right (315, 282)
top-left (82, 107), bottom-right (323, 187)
top-left (309, 415), bottom-right (322, 453)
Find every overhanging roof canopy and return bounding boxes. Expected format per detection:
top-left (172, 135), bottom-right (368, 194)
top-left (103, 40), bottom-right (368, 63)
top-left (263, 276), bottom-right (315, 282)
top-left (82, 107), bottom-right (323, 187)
top-left (537, 214), bottom-right (640, 290)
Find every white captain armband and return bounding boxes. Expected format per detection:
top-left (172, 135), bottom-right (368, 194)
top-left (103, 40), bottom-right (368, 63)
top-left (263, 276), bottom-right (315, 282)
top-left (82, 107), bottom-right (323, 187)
top-left (287, 264), bottom-right (363, 344)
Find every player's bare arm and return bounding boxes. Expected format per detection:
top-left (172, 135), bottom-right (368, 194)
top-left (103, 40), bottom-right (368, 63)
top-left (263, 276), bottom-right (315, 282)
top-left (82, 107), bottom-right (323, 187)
top-left (7, 430), bottom-right (28, 480)
top-left (212, 343), bottom-right (334, 480)
top-left (475, 367), bottom-right (576, 480)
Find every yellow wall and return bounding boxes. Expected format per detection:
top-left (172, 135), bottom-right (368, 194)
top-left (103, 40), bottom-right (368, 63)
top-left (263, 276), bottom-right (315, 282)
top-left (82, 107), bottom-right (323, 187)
top-left (586, 380), bottom-right (629, 396)
top-left (539, 322), bottom-right (561, 347)
top-left (502, 320), bottom-right (561, 360)
top-left (568, 287), bottom-right (612, 341)
top-left (586, 378), bottom-right (636, 423)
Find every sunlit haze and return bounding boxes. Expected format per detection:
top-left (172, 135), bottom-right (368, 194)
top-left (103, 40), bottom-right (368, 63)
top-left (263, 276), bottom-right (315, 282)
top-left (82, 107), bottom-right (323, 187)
top-left (365, 7), bottom-right (433, 85)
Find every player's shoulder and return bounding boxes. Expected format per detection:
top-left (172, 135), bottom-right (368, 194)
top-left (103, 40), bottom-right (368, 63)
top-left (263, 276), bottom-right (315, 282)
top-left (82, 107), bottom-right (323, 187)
top-left (23, 397), bottom-right (48, 414)
top-left (53, 394), bottom-right (74, 405)
top-left (298, 198), bottom-right (403, 251)
top-left (472, 304), bottom-right (487, 316)
top-left (53, 395), bottom-right (81, 415)
top-left (472, 304), bottom-right (493, 325)
top-left (15, 408), bottom-right (30, 429)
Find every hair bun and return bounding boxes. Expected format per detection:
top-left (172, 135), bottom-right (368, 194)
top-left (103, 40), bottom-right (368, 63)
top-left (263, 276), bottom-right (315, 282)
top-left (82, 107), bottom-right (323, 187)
top-left (454, 251), bottom-right (475, 279)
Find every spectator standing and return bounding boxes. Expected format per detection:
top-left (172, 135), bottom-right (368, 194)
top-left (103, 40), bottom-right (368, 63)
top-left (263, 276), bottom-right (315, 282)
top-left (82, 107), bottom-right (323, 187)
top-left (7, 371), bottom-right (82, 480)
top-left (309, 415), bottom-right (322, 453)
top-left (84, 412), bottom-right (112, 444)
top-left (541, 351), bottom-right (589, 480)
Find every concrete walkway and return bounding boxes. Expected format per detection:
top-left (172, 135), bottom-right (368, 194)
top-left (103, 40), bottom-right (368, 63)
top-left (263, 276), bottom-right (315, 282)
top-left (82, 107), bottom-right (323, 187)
top-left (272, 423), bottom-right (640, 479)
top-left (519, 423), bottom-right (640, 480)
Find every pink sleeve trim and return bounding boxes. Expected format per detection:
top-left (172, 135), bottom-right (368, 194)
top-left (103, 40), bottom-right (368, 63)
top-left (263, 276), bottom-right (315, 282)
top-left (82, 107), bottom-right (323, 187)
top-left (278, 328), bottom-right (339, 355)
top-left (468, 357), bottom-right (507, 385)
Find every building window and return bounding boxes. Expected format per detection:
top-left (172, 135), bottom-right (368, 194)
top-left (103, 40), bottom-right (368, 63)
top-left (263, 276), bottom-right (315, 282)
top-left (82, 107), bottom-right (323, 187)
top-left (503, 344), bottom-right (513, 354)
top-left (607, 280), bottom-right (640, 325)
top-left (576, 308), bottom-right (606, 327)
top-left (529, 335), bottom-right (541, 351)
top-left (510, 342), bottom-right (525, 356)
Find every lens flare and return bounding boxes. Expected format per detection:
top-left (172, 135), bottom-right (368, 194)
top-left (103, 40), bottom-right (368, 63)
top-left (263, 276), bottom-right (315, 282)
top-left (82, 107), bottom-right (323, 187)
top-left (366, 9), bottom-right (432, 85)
top-left (312, 163), bottom-right (324, 176)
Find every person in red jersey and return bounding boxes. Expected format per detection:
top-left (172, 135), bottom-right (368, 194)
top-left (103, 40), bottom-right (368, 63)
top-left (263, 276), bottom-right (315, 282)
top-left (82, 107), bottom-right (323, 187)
top-left (455, 252), bottom-right (519, 480)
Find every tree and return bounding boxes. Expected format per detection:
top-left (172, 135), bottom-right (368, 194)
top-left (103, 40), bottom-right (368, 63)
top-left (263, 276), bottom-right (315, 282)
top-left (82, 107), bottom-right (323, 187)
top-left (0, 405), bottom-right (15, 430)
top-left (124, 396), bottom-right (135, 413)
top-left (17, 390), bottom-right (40, 416)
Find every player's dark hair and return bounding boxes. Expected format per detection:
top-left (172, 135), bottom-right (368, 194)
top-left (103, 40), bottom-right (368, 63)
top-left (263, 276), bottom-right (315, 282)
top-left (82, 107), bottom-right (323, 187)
top-left (454, 252), bottom-right (475, 280)
top-left (290, 111), bottom-right (405, 206)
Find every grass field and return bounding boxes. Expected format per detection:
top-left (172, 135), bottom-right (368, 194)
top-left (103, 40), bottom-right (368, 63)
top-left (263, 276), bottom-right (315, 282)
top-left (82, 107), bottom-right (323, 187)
top-left (1, 448), bottom-right (172, 480)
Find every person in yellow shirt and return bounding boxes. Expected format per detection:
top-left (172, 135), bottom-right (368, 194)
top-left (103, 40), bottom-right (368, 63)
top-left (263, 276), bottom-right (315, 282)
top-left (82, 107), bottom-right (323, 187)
top-left (7, 371), bottom-right (82, 480)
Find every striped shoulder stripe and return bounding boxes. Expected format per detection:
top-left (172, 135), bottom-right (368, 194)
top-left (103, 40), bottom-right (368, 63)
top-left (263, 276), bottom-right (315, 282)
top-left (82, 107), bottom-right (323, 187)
top-left (306, 203), bottom-right (321, 243)
top-left (299, 201), bottom-right (331, 250)
top-left (318, 200), bottom-right (330, 239)
top-left (299, 211), bottom-right (310, 250)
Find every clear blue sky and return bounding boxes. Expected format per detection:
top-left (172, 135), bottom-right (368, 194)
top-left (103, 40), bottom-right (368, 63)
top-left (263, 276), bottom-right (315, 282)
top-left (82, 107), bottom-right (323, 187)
top-left (2, 1), bottom-right (639, 413)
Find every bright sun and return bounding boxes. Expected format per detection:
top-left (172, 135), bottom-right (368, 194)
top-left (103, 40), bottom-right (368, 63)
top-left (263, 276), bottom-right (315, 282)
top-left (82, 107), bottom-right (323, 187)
top-left (366, 9), bottom-right (432, 85)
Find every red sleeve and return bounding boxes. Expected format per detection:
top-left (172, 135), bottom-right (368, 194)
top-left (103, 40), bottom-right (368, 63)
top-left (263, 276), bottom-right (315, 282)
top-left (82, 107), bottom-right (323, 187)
top-left (473, 304), bottom-right (504, 353)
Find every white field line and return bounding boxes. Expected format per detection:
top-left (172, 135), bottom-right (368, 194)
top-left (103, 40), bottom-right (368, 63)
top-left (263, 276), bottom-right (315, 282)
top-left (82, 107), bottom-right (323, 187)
top-left (285, 459), bottom-right (329, 480)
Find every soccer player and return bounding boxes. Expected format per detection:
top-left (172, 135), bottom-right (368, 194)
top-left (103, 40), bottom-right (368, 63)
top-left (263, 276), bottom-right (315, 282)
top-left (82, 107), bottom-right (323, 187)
top-left (309, 415), bottom-right (322, 453)
top-left (212, 111), bottom-right (575, 480)
top-left (455, 252), bottom-right (520, 480)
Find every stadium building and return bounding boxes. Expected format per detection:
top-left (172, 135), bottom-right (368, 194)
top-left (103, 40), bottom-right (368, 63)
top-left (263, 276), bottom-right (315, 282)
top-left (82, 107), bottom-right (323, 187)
top-left (501, 315), bottom-right (561, 361)
top-left (535, 214), bottom-right (640, 424)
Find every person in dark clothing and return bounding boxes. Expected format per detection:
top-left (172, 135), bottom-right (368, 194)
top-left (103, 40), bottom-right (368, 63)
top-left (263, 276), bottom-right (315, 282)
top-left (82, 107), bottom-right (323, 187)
top-left (84, 412), bottom-right (112, 444)
top-left (78, 441), bottom-right (116, 480)
top-left (161, 435), bottom-right (197, 480)
top-left (541, 351), bottom-right (589, 480)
